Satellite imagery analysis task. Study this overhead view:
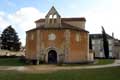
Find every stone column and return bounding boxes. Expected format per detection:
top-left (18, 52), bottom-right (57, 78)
top-left (87, 33), bottom-right (89, 61)
top-left (64, 30), bottom-right (70, 62)
top-left (39, 31), bottom-right (45, 63)
top-left (36, 30), bottom-right (40, 64)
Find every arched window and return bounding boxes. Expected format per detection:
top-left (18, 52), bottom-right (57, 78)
top-left (49, 15), bottom-right (52, 19)
top-left (53, 14), bottom-right (57, 23)
top-left (53, 14), bottom-right (57, 18)
top-left (49, 15), bottom-right (53, 23)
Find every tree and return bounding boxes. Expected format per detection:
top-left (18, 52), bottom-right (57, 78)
top-left (1, 25), bottom-right (21, 51)
top-left (102, 26), bottom-right (109, 58)
top-left (89, 36), bottom-right (92, 50)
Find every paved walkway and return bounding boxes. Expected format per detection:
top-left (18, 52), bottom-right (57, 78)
top-left (0, 59), bottom-right (120, 73)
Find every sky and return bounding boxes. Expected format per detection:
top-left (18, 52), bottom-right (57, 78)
top-left (0, 0), bottom-right (119, 46)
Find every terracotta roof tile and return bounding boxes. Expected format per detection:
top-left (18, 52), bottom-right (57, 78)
top-left (26, 23), bottom-right (88, 33)
top-left (35, 17), bottom-right (86, 23)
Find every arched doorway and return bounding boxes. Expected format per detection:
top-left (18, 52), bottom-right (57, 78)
top-left (48, 50), bottom-right (57, 64)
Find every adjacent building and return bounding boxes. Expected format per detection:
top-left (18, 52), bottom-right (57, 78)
top-left (114, 39), bottom-right (120, 59)
top-left (0, 34), bottom-right (2, 50)
top-left (25, 6), bottom-right (90, 64)
top-left (90, 34), bottom-right (115, 58)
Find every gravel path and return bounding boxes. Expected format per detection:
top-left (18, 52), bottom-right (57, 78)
top-left (0, 59), bottom-right (120, 73)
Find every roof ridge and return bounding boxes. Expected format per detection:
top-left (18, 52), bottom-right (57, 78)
top-left (35, 17), bottom-right (86, 22)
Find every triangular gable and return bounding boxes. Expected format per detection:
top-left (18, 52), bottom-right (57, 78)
top-left (46, 6), bottom-right (60, 17)
top-left (45, 6), bottom-right (61, 27)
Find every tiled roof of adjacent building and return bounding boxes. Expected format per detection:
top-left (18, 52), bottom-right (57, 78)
top-left (90, 34), bottom-right (113, 39)
top-left (114, 39), bottom-right (120, 46)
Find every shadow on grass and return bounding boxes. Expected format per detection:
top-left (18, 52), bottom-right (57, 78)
top-left (0, 56), bottom-right (26, 66)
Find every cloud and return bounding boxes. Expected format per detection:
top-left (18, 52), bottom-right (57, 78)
top-left (83, 8), bottom-right (112, 34)
top-left (8, 7), bottom-right (45, 31)
top-left (111, 0), bottom-right (120, 39)
top-left (78, 1), bottom-right (115, 38)
top-left (8, 7), bottom-right (46, 46)
top-left (0, 7), bottom-right (46, 46)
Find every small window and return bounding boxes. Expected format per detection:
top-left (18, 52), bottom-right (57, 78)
top-left (109, 40), bottom-right (112, 44)
top-left (76, 32), bottom-right (80, 42)
top-left (109, 46), bottom-right (112, 50)
top-left (54, 19), bottom-right (57, 23)
top-left (50, 19), bottom-right (52, 23)
top-left (92, 40), bottom-right (95, 44)
top-left (96, 40), bottom-right (100, 44)
top-left (109, 52), bottom-right (112, 57)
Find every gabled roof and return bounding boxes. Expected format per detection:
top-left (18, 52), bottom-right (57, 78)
top-left (26, 22), bottom-right (88, 33)
top-left (90, 34), bottom-right (113, 39)
top-left (27, 6), bottom-right (87, 33)
top-left (46, 6), bottom-right (60, 17)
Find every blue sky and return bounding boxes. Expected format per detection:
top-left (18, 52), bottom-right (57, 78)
top-left (0, 0), bottom-right (118, 46)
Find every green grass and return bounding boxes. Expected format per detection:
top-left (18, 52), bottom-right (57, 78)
top-left (95, 59), bottom-right (115, 65)
top-left (0, 67), bottom-right (120, 80)
top-left (0, 58), bottom-right (114, 66)
top-left (0, 58), bottom-right (26, 66)
top-left (59, 59), bottom-right (115, 66)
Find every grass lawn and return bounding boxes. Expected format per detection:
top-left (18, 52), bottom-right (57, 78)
top-left (95, 59), bottom-right (115, 65)
top-left (0, 57), bottom-right (26, 66)
top-left (0, 67), bottom-right (120, 80)
top-left (61, 59), bottom-right (115, 66)
top-left (0, 57), bottom-right (115, 66)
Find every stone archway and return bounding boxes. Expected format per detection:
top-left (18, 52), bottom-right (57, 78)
top-left (48, 50), bottom-right (57, 64)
